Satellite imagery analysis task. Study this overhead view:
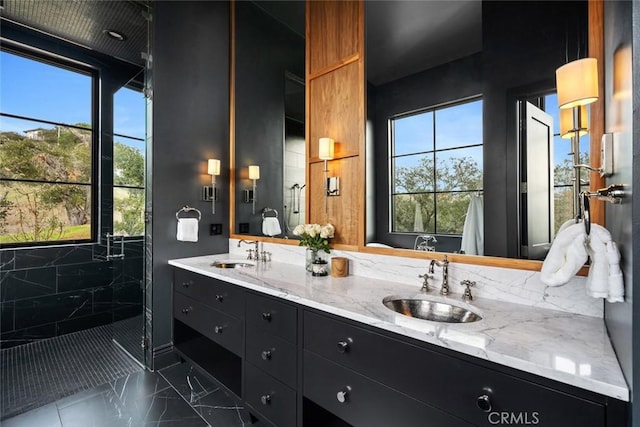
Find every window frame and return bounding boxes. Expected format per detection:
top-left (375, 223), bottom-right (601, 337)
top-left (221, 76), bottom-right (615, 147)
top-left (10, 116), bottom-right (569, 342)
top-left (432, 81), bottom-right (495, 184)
top-left (0, 43), bottom-right (100, 248)
top-left (388, 96), bottom-right (483, 236)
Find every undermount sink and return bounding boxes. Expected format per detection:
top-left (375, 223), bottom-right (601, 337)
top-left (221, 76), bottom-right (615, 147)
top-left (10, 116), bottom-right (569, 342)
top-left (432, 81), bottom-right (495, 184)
top-left (211, 261), bottom-right (254, 269)
top-left (382, 296), bottom-right (482, 323)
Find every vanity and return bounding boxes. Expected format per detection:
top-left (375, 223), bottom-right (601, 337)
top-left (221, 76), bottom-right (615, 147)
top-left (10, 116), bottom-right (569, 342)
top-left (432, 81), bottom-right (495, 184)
top-left (169, 253), bottom-right (628, 427)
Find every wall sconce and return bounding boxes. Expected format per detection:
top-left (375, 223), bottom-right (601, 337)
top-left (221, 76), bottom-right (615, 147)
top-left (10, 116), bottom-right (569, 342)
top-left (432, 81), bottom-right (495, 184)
top-left (203, 158), bottom-right (220, 214)
top-left (556, 57), bottom-right (599, 219)
top-left (248, 164), bottom-right (260, 214)
top-left (319, 137), bottom-right (340, 213)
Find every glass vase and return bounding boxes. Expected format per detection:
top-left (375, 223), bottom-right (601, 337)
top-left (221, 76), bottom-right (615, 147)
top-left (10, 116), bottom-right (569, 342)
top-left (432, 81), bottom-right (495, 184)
top-left (305, 248), bottom-right (319, 272)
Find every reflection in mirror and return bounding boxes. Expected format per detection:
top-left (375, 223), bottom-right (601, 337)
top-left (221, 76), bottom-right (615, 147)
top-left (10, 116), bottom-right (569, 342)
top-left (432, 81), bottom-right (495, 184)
top-left (234, 0), bottom-right (305, 238)
top-left (365, 0), bottom-right (588, 259)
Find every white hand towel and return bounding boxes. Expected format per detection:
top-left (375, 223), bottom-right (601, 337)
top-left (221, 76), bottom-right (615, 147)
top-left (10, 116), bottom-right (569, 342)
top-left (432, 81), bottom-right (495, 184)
top-left (586, 224), bottom-right (624, 302)
top-left (540, 221), bottom-right (588, 286)
top-left (262, 217), bottom-right (282, 237)
top-left (177, 218), bottom-right (198, 242)
top-left (460, 194), bottom-right (484, 255)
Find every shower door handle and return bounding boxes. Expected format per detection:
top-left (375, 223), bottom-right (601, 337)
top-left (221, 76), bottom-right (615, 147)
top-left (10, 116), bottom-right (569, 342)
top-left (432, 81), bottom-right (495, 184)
top-left (106, 233), bottom-right (125, 260)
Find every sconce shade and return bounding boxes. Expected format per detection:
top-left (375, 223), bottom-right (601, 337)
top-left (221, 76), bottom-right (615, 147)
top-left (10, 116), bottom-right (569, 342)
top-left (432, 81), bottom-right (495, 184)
top-left (208, 159), bottom-right (221, 176)
top-left (556, 58), bottom-right (599, 109)
top-left (319, 137), bottom-right (335, 160)
top-left (249, 165), bottom-right (260, 180)
top-left (560, 106), bottom-right (588, 139)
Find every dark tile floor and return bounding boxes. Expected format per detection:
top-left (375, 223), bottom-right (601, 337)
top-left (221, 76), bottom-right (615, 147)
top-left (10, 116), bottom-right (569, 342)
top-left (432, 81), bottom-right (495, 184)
top-left (2, 361), bottom-right (259, 427)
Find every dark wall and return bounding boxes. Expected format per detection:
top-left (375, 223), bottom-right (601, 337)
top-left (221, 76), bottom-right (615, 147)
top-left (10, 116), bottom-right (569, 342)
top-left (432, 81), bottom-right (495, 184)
top-left (0, 23), bottom-right (143, 349)
top-left (602, 0), bottom-right (635, 419)
top-left (482, 1), bottom-right (587, 257)
top-left (235, 1), bottom-right (304, 235)
top-left (151, 1), bottom-right (230, 355)
top-left (370, 53), bottom-right (483, 252)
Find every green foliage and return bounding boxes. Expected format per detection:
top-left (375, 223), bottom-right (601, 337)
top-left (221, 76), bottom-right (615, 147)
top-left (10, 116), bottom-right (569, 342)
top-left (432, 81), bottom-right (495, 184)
top-left (114, 142), bottom-right (144, 186)
top-left (114, 190), bottom-right (145, 236)
top-left (0, 191), bottom-right (14, 235)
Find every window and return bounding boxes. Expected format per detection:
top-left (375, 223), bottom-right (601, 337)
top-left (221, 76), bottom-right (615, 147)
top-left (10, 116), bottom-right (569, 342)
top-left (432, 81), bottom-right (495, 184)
top-left (390, 99), bottom-right (483, 235)
top-left (113, 86), bottom-right (146, 237)
top-left (0, 48), bottom-right (96, 246)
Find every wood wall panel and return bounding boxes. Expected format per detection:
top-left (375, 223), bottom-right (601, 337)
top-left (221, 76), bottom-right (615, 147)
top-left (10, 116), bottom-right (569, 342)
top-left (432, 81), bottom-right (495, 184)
top-left (307, 0), bottom-right (360, 75)
top-left (309, 62), bottom-right (363, 159)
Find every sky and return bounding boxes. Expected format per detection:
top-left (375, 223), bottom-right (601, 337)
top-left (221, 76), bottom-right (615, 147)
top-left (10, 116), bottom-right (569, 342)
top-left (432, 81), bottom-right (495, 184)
top-left (0, 50), bottom-right (145, 149)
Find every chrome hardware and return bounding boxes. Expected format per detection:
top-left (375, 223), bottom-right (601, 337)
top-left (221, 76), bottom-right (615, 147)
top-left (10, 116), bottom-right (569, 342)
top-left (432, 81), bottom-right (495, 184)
top-left (215, 294), bottom-right (224, 302)
top-left (418, 273), bottom-right (433, 292)
top-left (260, 394), bottom-right (271, 405)
top-left (238, 239), bottom-right (261, 261)
top-left (181, 307), bottom-right (192, 314)
top-left (260, 250), bottom-right (272, 262)
top-left (181, 281), bottom-right (192, 288)
top-left (461, 280), bottom-right (476, 302)
top-left (429, 255), bottom-right (450, 296)
top-left (214, 326), bottom-right (223, 334)
top-left (336, 386), bottom-right (352, 403)
top-left (262, 312), bottom-right (272, 321)
top-left (476, 394), bottom-right (492, 412)
top-left (105, 233), bottom-right (125, 260)
top-left (246, 249), bottom-right (254, 260)
top-left (337, 338), bottom-right (352, 353)
top-left (261, 350), bottom-right (272, 360)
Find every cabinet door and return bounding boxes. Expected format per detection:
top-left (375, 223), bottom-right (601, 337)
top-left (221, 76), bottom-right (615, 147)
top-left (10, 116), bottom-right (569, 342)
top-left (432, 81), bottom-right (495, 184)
top-left (174, 292), bottom-right (242, 355)
top-left (246, 326), bottom-right (297, 388)
top-left (304, 310), bottom-right (606, 427)
top-left (174, 268), bottom-right (244, 318)
top-left (245, 362), bottom-right (296, 427)
top-left (304, 350), bottom-right (471, 427)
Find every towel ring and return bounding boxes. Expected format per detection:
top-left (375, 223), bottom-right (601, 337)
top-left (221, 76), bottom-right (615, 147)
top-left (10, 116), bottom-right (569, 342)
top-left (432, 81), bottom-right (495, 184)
top-left (176, 206), bottom-right (202, 221)
top-left (261, 207), bottom-right (278, 219)
top-left (580, 191), bottom-right (591, 236)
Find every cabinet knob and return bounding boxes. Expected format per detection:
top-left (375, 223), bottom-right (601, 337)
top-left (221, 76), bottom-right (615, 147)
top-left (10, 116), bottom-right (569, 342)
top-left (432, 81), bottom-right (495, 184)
top-left (261, 350), bottom-right (272, 360)
top-left (262, 312), bottom-right (272, 321)
top-left (214, 325), bottom-right (223, 334)
top-left (260, 394), bottom-right (271, 405)
top-left (336, 386), bottom-right (351, 403)
top-left (476, 394), bottom-right (492, 412)
top-left (181, 280), bottom-right (192, 288)
top-left (337, 338), bottom-right (352, 353)
top-left (215, 294), bottom-right (224, 302)
top-left (181, 307), bottom-right (192, 314)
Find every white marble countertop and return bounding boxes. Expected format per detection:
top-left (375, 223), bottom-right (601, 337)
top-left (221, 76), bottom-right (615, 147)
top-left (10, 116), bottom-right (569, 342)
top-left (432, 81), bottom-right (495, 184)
top-left (168, 254), bottom-right (629, 401)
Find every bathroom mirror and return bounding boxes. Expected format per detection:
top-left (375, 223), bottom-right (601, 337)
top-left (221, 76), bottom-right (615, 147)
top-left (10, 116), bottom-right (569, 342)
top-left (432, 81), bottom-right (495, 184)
top-left (233, 0), bottom-right (305, 239)
top-left (364, 0), bottom-right (590, 259)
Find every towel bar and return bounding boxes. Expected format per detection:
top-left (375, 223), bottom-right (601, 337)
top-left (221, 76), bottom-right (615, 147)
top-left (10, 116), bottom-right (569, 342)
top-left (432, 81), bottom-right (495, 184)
top-left (261, 207), bottom-right (278, 219)
top-left (176, 205), bottom-right (202, 221)
top-left (580, 184), bottom-right (625, 235)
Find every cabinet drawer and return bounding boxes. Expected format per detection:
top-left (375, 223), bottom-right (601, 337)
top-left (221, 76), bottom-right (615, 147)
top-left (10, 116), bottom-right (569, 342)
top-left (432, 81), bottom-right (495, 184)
top-left (246, 292), bottom-right (297, 343)
top-left (245, 362), bottom-right (296, 427)
top-left (246, 326), bottom-right (297, 388)
top-left (174, 269), bottom-right (244, 318)
top-left (304, 350), bottom-right (471, 427)
top-left (173, 292), bottom-right (242, 355)
top-left (304, 310), bottom-right (605, 427)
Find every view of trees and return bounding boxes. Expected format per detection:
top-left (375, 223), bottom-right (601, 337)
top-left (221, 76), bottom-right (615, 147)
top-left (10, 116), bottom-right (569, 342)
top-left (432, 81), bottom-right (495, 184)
top-left (0, 125), bottom-right (145, 244)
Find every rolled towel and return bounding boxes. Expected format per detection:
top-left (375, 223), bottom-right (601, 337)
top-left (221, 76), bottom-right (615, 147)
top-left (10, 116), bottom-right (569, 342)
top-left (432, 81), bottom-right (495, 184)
top-left (177, 218), bottom-right (198, 242)
top-left (540, 221), bottom-right (588, 286)
top-left (586, 224), bottom-right (624, 302)
top-left (262, 217), bottom-right (282, 237)
top-left (606, 241), bottom-right (624, 303)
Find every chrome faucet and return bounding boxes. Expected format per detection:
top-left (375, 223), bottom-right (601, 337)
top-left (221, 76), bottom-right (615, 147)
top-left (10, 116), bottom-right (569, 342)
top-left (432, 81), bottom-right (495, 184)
top-left (429, 255), bottom-right (450, 296)
top-left (238, 239), bottom-right (260, 261)
top-left (461, 280), bottom-right (476, 302)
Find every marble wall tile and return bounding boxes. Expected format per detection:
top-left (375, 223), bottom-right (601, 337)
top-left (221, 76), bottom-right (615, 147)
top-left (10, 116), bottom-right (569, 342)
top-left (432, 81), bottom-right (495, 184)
top-left (13, 245), bottom-right (94, 269)
top-left (57, 261), bottom-right (116, 293)
top-left (1, 301), bottom-right (14, 333)
top-left (56, 312), bottom-right (112, 336)
top-left (14, 291), bottom-right (93, 330)
top-left (229, 239), bottom-right (603, 318)
top-left (0, 323), bottom-right (56, 348)
top-left (1, 267), bottom-right (57, 301)
top-left (0, 250), bottom-right (15, 271)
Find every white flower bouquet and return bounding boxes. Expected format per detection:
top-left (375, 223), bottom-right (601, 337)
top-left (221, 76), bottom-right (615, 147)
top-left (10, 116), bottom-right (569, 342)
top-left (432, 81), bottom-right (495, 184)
top-left (292, 223), bottom-right (335, 253)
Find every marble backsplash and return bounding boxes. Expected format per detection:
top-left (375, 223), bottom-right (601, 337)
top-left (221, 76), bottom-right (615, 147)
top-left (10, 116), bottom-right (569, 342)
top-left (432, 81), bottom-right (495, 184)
top-left (229, 239), bottom-right (603, 318)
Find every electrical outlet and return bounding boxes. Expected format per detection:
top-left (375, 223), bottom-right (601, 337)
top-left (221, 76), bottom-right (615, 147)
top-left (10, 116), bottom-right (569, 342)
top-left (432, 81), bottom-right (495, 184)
top-left (239, 223), bottom-right (250, 233)
top-left (210, 224), bottom-right (222, 235)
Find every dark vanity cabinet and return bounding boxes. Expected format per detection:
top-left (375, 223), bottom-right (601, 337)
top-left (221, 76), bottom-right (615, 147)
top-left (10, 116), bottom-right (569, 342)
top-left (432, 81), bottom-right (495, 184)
top-left (172, 268), bottom-right (626, 427)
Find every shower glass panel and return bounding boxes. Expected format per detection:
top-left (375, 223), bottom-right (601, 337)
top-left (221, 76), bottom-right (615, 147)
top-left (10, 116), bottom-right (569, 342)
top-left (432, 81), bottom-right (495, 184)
top-left (111, 83), bottom-right (147, 365)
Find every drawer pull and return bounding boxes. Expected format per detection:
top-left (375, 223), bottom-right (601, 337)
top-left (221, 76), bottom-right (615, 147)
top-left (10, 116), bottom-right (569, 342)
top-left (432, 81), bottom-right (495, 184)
top-left (181, 280), bottom-right (192, 288)
top-left (215, 294), bottom-right (224, 302)
top-left (476, 394), bottom-right (492, 412)
top-left (262, 312), bottom-right (272, 321)
top-left (337, 338), bottom-right (352, 353)
top-left (214, 325), bottom-right (224, 334)
top-left (261, 350), bottom-right (272, 360)
top-left (181, 307), bottom-right (192, 314)
top-left (336, 386), bottom-right (351, 403)
top-left (260, 394), bottom-right (272, 405)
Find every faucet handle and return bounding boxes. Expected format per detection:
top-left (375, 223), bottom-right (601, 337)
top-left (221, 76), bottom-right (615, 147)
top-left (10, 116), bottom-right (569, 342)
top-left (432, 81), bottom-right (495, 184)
top-left (246, 249), bottom-right (254, 260)
top-left (461, 280), bottom-right (476, 302)
top-left (261, 250), bottom-right (271, 262)
top-left (418, 273), bottom-right (433, 292)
